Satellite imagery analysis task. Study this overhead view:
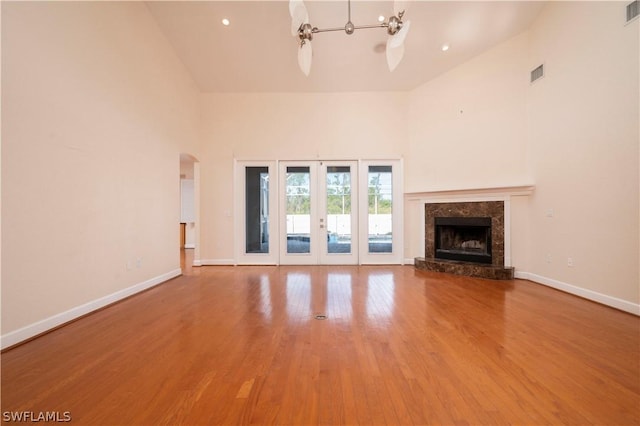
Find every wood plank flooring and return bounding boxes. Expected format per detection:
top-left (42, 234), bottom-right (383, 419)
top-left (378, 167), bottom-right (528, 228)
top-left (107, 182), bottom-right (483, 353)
top-left (2, 254), bottom-right (639, 425)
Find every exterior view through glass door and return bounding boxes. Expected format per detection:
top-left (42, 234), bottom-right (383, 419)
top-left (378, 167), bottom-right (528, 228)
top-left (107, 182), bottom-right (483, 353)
top-left (279, 161), bottom-right (358, 265)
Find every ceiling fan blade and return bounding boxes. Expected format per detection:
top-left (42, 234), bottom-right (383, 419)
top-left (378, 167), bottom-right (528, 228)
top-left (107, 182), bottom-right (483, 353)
top-left (289, 0), bottom-right (305, 17)
top-left (393, 0), bottom-right (410, 17)
top-left (290, 1), bottom-right (309, 36)
top-left (388, 19), bottom-right (410, 49)
top-left (386, 38), bottom-right (405, 72)
top-left (298, 41), bottom-right (312, 76)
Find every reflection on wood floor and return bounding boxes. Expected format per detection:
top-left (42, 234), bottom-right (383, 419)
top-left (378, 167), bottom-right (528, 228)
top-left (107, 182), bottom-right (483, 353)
top-left (2, 262), bottom-right (639, 425)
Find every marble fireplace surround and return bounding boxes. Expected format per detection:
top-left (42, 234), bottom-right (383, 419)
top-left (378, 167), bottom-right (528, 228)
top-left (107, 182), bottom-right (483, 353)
top-left (415, 200), bottom-right (514, 280)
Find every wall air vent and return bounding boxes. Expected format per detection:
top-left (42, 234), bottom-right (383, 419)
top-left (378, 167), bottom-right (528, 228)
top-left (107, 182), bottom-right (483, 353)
top-left (530, 64), bottom-right (544, 83)
top-left (628, 0), bottom-right (639, 22)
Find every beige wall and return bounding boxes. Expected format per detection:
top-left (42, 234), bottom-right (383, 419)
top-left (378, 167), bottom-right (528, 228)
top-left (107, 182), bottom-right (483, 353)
top-left (1, 2), bottom-right (200, 336)
top-left (406, 31), bottom-right (531, 194)
top-left (199, 92), bottom-right (408, 263)
top-left (526, 1), bottom-right (639, 303)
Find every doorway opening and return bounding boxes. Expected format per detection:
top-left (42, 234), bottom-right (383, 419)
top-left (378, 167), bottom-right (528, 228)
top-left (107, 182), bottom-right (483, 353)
top-left (180, 153), bottom-right (200, 271)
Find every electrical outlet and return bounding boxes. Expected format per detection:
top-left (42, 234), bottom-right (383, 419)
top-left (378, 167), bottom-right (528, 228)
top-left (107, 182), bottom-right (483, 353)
top-left (567, 257), bottom-right (574, 267)
top-left (136, 258), bottom-right (142, 268)
top-left (546, 254), bottom-right (552, 263)
top-left (546, 209), bottom-right (554, 217)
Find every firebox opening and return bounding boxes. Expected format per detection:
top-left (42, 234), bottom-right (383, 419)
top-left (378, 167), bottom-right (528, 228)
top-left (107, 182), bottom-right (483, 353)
top-left (435, 217), bottom-right (492, 264)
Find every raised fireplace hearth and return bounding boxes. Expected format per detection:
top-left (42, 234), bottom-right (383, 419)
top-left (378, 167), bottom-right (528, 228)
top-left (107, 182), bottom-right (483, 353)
top-left (415, 201), bottom-right (514, 280)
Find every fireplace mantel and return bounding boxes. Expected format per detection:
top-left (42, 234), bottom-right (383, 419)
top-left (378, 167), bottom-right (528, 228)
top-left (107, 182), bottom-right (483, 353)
top-left (405, 184), bottom-right (535, 201)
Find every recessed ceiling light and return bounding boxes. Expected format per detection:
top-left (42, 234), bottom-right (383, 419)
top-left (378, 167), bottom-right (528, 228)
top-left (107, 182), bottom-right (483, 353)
top-left (222, 18), bottom-right (230, 26)
top-left (378, 15), bottom-right (385, 23)
top-left (441, 44), bottom-right (450, 51)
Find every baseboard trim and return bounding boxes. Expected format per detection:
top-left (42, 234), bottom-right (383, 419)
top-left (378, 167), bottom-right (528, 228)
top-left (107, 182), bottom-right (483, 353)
top-left (184, 243), bottom-right (196, 249)
top-left (200, 259), bottom-right (235, 266)
top-left (1, 269), bottom-right (182, 350)
top-left (514, 271), bottom-right (531, 280)
top-left (515, 271), bottom-right (640, 316)
top-left (193, 259), bottom-right (202, 267)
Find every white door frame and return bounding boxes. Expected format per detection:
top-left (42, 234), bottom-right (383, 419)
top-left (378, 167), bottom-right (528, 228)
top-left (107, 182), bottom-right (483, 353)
top-left (319, 160), bottom-right (359, 265)
top-left (358, 159), bottom-right (404, 265)
top-left (279, 161), bottom-right (319, 265)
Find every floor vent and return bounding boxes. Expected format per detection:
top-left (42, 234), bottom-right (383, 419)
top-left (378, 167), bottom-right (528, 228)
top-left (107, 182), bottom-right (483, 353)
top-left (530, 64), bottom-right (544, 83)
top-left (628, 0), bottom-right (639, 23)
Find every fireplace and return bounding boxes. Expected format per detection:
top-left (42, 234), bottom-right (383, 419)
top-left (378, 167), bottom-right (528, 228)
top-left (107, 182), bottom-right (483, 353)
top-left (415, 201), bottom-right (514, 280)
top-left (435, 217), bottom-right (492, 264)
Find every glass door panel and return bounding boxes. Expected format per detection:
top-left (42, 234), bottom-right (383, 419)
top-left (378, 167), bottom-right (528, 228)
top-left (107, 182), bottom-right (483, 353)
top-left (320, 161), bottom-right (358, 265)
top-left (245, 167), bottom-right (269, 254)
top-left (280, 162), bottom-right (318, 264)
top-left (326, 166), bottom-right (352, 254)
top-left (285, 166), bottom-right (311, 254)
top-left (367, 165), bottom-right (393, 253)
top-left (236, 161), bottom-right (278, 265)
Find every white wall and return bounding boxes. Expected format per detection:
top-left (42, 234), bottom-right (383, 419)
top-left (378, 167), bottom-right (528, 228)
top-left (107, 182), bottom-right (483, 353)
top-left (525, 1), bottom-right (639, 305)
top-left (199, 92), bottom-right (408, 263)
top-left (406, 31), bottom-right (531, 194)
top-left (1, 2), bottom-right (200, 342)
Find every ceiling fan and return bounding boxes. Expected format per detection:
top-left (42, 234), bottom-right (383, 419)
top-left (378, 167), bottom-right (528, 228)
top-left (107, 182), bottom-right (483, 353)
top-left (290, 0), bottom-right (411, 76)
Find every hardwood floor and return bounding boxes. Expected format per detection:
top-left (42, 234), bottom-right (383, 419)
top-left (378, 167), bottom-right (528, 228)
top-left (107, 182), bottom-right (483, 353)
top-left (2, 255), bottom-right (639, 425)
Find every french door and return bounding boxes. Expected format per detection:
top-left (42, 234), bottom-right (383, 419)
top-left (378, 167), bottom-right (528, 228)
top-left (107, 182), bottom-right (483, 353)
top-left (279, 161), bottom-right (358, 265)
top-left (236, 159), bottom-right (403, 265)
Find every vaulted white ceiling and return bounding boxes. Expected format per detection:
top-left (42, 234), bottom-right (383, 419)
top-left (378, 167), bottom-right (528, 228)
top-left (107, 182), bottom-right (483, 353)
top-left (146, 1), bottom-right (545, 93)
